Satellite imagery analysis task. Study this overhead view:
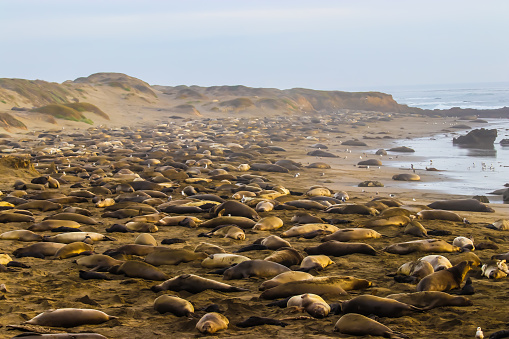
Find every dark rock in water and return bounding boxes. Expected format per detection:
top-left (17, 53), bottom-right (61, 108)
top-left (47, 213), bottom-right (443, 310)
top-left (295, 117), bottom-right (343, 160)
top-left (473, 195), bottom-right (490, 203)
top-left (375, 149), bottom-right (387, 155)
top-left (500, 139), bottom-right (509, 146)
top-left (451, 124), bottom-right (471, 129)
top-left (358, 180), bottom-right (384, 187)
top-left (452, 128), bottom-right (497, 146)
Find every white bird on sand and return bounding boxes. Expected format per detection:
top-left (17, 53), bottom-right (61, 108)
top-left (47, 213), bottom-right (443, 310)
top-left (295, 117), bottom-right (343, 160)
top-left (475, 327), bottom-right (483, 339)
top-left (294, 173), bottom-right (300, 178)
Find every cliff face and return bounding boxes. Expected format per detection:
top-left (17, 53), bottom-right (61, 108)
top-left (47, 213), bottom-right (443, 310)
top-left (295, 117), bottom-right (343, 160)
top-left (0, 72), bottom-right (507, 131)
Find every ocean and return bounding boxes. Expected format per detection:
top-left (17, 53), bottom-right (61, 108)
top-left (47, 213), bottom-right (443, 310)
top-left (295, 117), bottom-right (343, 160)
top-left (381, 82), bottom-right (509, 202)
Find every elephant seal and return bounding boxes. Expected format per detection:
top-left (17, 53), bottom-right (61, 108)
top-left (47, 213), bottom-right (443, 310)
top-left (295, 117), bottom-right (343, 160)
top-left (287, 293), bottom-right (330, 318)
top-left (44, 213), bottom-right (99, 225)
top-left (16, 200), bottom-right (62, 212)
top-left (103, 244), bottom-right (158, 257)
top-left (364, 215), bottom-right (411, 227)
top-left (223, 259), bottom-right (290, 279)
top-left (0, 212), bottom-right (35, 223)
top-left (305, 240), bottom-right (377, 257)
top-left (403, 220), bottom-right (428, 237)
top-left (419, 255), bottom-right (453, 271)
top-left (156, 215), bottom-right (203, 227)
top-left (325, 204), bottom-right (378, 216)
top-left (28, 220), bottom-right (81, 231)
top-left (322, 228), bottom-right (382, 242)
top-left (55, 242), bottom-right (94, 259)
top-left (211, 200), bottom-right (260, 220)
top-left (417, 260), bottom-right (474, 292)
top-left (201, 253), bottom-right (250, 268)
top-left (255, 200), bottom-right (274, 212)
top-left (259, 276), bottom-right (350, 299)
top-left (394, 260), bottom-right (434, 283)
top-left (291, 212), bottom-right (324, 224)
top-left (195, 242), bottom-right (225, 255)
top-left (340, 295), bottom-right (423, 317)
top-left (253, 216), bottom-right (284, 230)
top-left (386, 291), bottom-right (473, 309)
top-left (0, 229), bottom-right (43, 241)
top-left (264, 247), bottom-right (303, 267)
top-left (453, 236), bottom-right (475, 251)
top-left (283, 199), bottom-right (327, 210)
top-left (492, 252), bottom-right (509, 261)
top-left (196, 312), bottom-right (229, 334)
top-left (43, 232), bottom-right (114, 244)
top-left (384, 239), bottom-right (460, 255)
top-left (334, 313), bottom-right (408, 338)
top-left (481, 259), bottom-right (509, 279)
top-left (154, 294), bottom-right (194, 316)
top-left (236, 316), bottom-right (288, 328)
top-left (298, 255), bottom-right (334, 272)
top-left (392, 173), bottom-right (420, 181)
top-left (151, 274), bottom-right (248, 293)
top-left (259, 271), bottom-right (314, 291)
top-left (26, 308), bottom-right (116, 327)
top-left (135, 233), bottom-right (157, 246)
top-left (281, 224), bottom-right (338, 238)
top-left (427, 199), bottom-right (494, 212)
top-left (145, 248), bottom-right (207, 266)
top-left (75, 254), bottom-right (123, 268)
top-left (112, 260), bottom-right (168, 280)
top-left (417, 209), bottom-right (463, 221)
top-left (199, 216), bottom-right (256, 229)
top-left (11, 333), bottom-right (107, 338)
top-left (260, 235), bottom-right (292, 250)
top-left (13, 242), bottom-right (66, 258)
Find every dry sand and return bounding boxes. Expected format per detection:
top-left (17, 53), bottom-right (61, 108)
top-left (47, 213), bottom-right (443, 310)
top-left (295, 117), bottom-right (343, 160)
top-left (0, 113), bottom-right (508, 339)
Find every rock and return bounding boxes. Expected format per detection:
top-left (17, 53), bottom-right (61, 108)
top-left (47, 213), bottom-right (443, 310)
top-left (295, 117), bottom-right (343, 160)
top-left (358, 181), bottom-right (384, 187)
top-left (500, 139), bottom-right (509, 146)
top-left (358, 159), bottom-right (382, 166)
top-left (388, 146), bottom-right (415, 153)
top-left (452, 128), bottom-right (497, 146)
top-left (375, 149), bottom-right (387, 155)
top-left (472, 195), bottom-right (490, 203)
top-left (342, 140), bottom-right (367, 146)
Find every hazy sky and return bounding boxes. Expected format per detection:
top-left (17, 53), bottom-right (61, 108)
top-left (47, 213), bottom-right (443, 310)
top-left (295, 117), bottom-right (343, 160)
top-left (1, 0), bottom-right (508, 91)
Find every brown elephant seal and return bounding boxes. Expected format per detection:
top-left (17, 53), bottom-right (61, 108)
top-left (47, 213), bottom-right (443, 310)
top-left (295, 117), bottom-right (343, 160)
top-left (386, 291), bottom-right (473, 309)
top-left (305, 240), bottom-right (377, 257)
top-left (0, 229), bottom-right (43, 241)
top-left (287, 293), bottom-right (330, 318)
top-left (417, 209), bottom-right (463, 221)
top-left (283, 199), bottom-right (327, 210)
top-left (364, 215), bottom-right (411, 228)
top-left (156, 215), bottom-right (203, 227)
top-left (281, 223), bottom-right (338, 238)
top-left (13, 242), bottom-right (66, 258)
top-left (145, 248), bottom-right (207, 266)
top-left (75, 254), bottom-right (123, 268)
top-left (395, 260), bottom-right (434, 283)
top-left (325, 204), bottom-right (378, 216)
top-left (151, 274), bottom-right (248, 293)
top-left (16, 200), bottom-right (62, 212)
top-left (492, 252), bottom-right (509, 261)
top-left (253, 216), bottom-right (283, 231)
top-left (449, 251), bottom-right (482, 267)
top-left (195, 242), bottom-right (226, 255)
top-left (154, 294), bottom-right (194, 316)
top-left (291, 212), bottom-right (324, 224)
top-left (201, 253), bottom-right (250, 268)
top-left (43, 232), bottom-right (114, 244)
top-left (125, 222), bottom-right (158, 233)
top-left (403, 220), bottom-right (428, 237)
top-left (259, 276), bottom-right (350, 299)
top-left (55, 242), bottom-right (94, 259)
top-left (427, 199), bottom-right (494, 212)
top-left (392, 173), bottom-right (420, 181)
top-left (340, 295), bottom-right (423, 317)
top-left (260, 235), bottom-right (292, 250)
top-left (26, 308), bottom-right (116, 327)
top-left (223, 259), bottom-right (290, 279)
top-left (103, 244), bottom-right (158, 257)
top-left (0, 212), bottom-right (35, 223)
top-left (334, 313), bottom-right (409, 338)
top-left (481, 259), bottom-right (509, 279)
top-left (264, 247), bottom-right (303, 267)
top-left (298, 255), bottom-right (334, 272)
top-left (322, 228), bottom-right (382, 242)
top-left (199, 216), bottom-right (256, 229)
top-left (28, 220), bottom-right (81, 231)
top-left (379, 207), bottom-right (413, 217)
top-left (196, 312), bottom-right (229, 334)
top-left (11, 333), bottom-right (107, 338)
top-left (211, 200), bottom-right (260, 220)
top-left (384, 239), bottom-right (460, 255)
top-left (416, 260), bottom-right (474, 292)
top-left (259, 271), bottom-right (314, 291)
top-left (112, 260), bottom-right (168, 280)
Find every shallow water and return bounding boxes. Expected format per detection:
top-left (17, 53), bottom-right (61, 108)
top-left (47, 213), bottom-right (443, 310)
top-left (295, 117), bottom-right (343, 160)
top-left (386, 119), bottom-right (509, 202)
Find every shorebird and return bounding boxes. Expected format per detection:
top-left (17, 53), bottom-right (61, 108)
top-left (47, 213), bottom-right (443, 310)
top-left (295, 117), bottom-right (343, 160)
top-left (475, 327), bottom-right (484, 339)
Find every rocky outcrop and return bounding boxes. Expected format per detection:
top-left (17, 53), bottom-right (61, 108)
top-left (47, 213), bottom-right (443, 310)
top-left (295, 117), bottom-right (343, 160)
top-left (452, 128), bottom-right (497, 146)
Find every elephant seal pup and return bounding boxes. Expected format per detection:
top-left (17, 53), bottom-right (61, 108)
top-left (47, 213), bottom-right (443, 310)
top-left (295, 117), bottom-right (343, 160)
top-left (253, 216), bottom-right (284, 231)
top-left (135, 233), bottom-right (157, 246)
top-left (283, 199), bottom-right (328, 210)
top-left (255, 200), bottom-right (274, 212)
top-left (259, 276), bottom-right (350, 299)
top-left (260, 235), bottom-right (292, 250)
top-left (55, 242), bottom-right (94, 259)
top-left (364, 215), bottom-right (411, 227)
top-left (481, 259), bottom-right (509, 279)
top-left (13, 242), bottom-right (66, 258)
top-left (384, 239), bottom-right (460, 255)
top-left (103, 244), bottom-right (159, 257)
top-left (417, 260), bottom-right (474, 292)
top-left (419, 255), bottom-right (453, 271)
top-left (291, 212), bottom-right (325, 224)
top-left (305, 240), bottom-right (377, 257)
top-left (281, 224), bottom-right (339, 238)
top-left (196, 312), bottom-right (229, 334)
top-left (75, 254), bottom-right (124, 268)
top-left (16, 200), bottom-right (62, 212)
top-left (223, 259), bottom-right (290, 279)
top-left (453, 236), bottom-right (475, 251)
top-left (394, 260), bottom-right (434, 283)
top-left (28, 219), bottom-right (81, 231)
top-left (201, 253), bottom-right (250, 269)
top-left (151, 274), bottom-right (248, 293)
top-left (154, 294), bottom-right (194, 316)
top-left (417, 209), bottom-right (463, 221)
top-left (321, 228), bottom-right (382, 242)
top-left (43, 232), bottom-right (114, 244)
top-left (0, 229), bottom-right (43, 241)
top-left (298, 255), bottom-right (334, 272)
top-left (386, 291), bottom-right (473, 309)
top-left (211, 200), bottom-right (260, 220)
top-left (199, 216), bottom-right (256, 229)
top-left (325, 204), bottom-right (378, 216)
top-left (259, 271), bottom-right (314, 291)
top-left (340, 295), bottom-right (423, 317)
top-left (334, 313), bottom-right (409, 338)
top-left (156, 215), bottom-right (203, 227)
top-left (195, 242), bottom-right (226, 255)
top-left (145, 248), bottom-right (207, 266)
top-left (403, 220), bottom-right (428, 237)
top-left (427, 198), bottom-right (494, 212)
top-left (111, 260), bottom-right (168, 280)
top-left (287, 293), bottom-right (330, 318)
top-left (26, 308), bottom-right (116, 327)
top-left (264, 247), bottom-right (304, 267)
top-left (44, 212), bottom-right (99, 225)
